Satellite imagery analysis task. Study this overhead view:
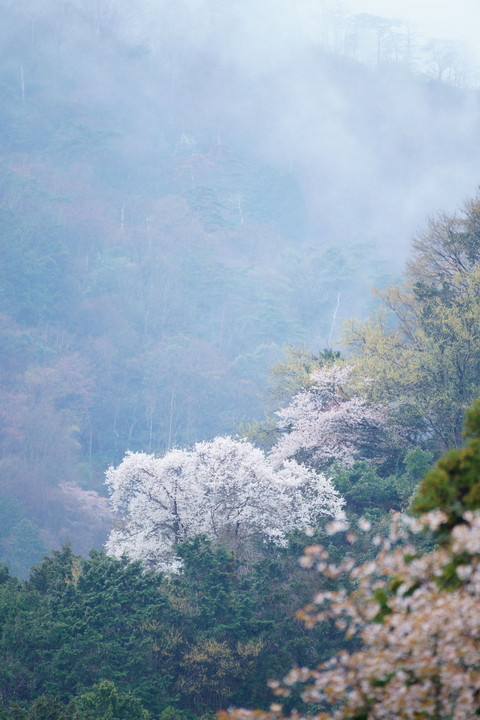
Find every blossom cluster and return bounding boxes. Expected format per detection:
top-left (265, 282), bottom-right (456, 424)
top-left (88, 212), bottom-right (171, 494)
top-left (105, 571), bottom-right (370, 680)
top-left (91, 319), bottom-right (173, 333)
top-left (270, 365), bottom-right (387, 470)
top-left (224, 510), bottom-right (480, 720)
top-left (105, 436), bottom-right (344, 572)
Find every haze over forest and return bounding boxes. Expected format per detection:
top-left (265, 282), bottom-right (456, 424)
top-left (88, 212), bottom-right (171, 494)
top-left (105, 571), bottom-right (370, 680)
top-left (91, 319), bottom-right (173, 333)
top-left (2, 0), bottom-right (480, 574)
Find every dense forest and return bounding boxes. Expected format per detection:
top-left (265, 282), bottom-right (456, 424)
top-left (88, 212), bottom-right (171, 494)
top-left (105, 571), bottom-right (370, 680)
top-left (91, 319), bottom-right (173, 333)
top-left (3, 0), bottom-right (480, 718)
top-left (2, 0), bottom-right (480, 574)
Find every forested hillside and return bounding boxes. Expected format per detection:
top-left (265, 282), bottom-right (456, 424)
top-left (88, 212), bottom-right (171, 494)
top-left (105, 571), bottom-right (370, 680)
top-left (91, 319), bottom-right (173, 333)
top-left (4, 3), bottom-right (480, 718)
top-left (0, 530), bottom-right (360, 719)
top-left (1, 0), bottom-right (480, 574)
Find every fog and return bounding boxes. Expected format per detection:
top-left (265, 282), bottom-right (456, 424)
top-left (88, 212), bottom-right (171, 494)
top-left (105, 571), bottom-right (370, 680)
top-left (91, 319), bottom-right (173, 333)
top-left (2, 0), bottom-right (480, 570)
top-left (122, 0), bottom-right (480, 254)
top-left (5, 0), bottom-right (480, 397)
top-left (14, 0), bottom-right (479, 260)
top-left (344, 0), bottom-right (480, 54)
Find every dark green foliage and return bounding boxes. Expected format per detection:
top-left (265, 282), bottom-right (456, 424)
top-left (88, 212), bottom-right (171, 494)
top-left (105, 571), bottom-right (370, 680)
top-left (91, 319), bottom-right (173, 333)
top-left (3, 707), bottom-right (26, 720)
top-left (333, 462), bottom-right (400, 516)
top-left (331, 447), bottom-right (434, 521)
top-left (0, 539), bottom-right (352, 718)
top-left (412, 395), bottom-right (480, 528)
top-left (0, 682), bottom-right (151, 720)
top-left (175, 537), bottom-right (259, 638)
top-left (0, 546), bottom-right (172, 713)
top-left (403, 447), bottom-right (434, 495)
top-left (20, 695), bottom-right (72, 720)
top-left (74, 680), bottom-right (150, 720)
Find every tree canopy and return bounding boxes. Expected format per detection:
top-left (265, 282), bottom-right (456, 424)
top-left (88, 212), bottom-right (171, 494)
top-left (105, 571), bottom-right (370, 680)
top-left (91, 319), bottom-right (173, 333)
top-left (270, 364), bottom-right (389, 471)
top-left (343, 195), bottom-right (480, 452)
top-left (105, 436), bottom-right (344, 571)
top-left (224, 393), bottom-right (480, 720)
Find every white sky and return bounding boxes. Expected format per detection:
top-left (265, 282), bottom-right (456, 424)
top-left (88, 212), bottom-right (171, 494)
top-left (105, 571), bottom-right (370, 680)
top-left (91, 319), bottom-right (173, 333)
top-left (343, 0), bottom-right (480, 54)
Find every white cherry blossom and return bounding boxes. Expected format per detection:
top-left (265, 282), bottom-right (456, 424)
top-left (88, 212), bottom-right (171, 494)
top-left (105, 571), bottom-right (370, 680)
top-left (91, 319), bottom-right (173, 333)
top-left (224, 510), bottom-right (480, 720)
top-left (105, 436), bottom-right (344, 571)
top-left (270, 364), bottom-right (387, 469)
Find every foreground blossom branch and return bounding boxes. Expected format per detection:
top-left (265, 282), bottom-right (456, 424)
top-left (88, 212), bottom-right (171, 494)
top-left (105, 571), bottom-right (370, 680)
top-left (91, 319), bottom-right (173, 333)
top-left (222, 510), bottom-right (480, 720)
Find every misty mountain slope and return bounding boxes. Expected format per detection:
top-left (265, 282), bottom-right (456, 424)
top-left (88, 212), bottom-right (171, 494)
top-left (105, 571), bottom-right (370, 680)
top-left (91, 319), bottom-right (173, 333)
top-left (1, 0), bottom-right (480, 573)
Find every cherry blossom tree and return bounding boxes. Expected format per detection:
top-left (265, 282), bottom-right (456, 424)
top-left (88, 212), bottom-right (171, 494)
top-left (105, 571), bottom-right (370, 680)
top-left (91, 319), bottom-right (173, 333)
top-left (224, 398), bottom-right (480, 720)
top-left (224, 509), bottom-right (480, 720)
top-left (105, 436), bottom-right (344, 572)
top-left (270, 364), bottom-right (388, 470)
